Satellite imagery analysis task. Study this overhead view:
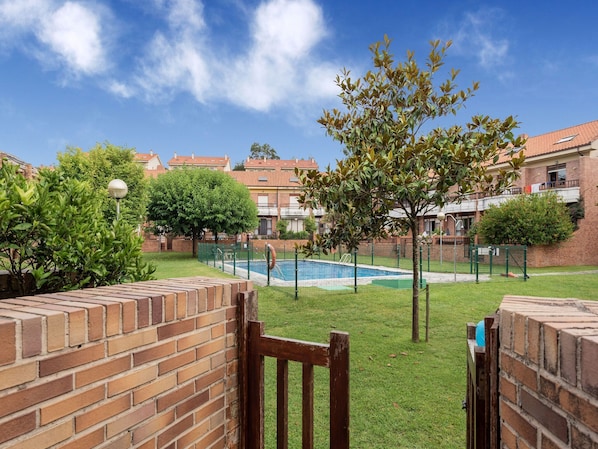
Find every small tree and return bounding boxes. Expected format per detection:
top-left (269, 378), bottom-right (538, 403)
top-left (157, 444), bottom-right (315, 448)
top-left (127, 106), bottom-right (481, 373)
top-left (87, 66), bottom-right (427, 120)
top-left (475, 192), bottom-right (574, 245)
top-left (276, 219), bottom-right (289, 238)
top-left (298, 37), bottom-right (525, 342)
top-left (250, 142), bottom-right (280, 160)
top-left (57, 143), bottom-right (148, 226)
top-left (147, 169), bottom-right (258, 256)
top-left (0, 162), bottom-right (154, 296)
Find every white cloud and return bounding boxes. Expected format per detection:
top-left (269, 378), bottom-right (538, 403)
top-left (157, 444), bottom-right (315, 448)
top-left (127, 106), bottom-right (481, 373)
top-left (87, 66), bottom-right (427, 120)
top-left (38, 2), bottom-right (107, 75)
top-left (220, 0), bottom-right (332, 111)
top-left (0, 0), bottom-right (109, 77)
top-left (446, 9), bottom-right (510, 69)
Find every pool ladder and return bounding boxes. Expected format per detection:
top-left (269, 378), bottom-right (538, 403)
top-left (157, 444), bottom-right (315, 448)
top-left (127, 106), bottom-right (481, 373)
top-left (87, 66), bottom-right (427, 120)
top-left (339, 253), bottom-right (352, 264)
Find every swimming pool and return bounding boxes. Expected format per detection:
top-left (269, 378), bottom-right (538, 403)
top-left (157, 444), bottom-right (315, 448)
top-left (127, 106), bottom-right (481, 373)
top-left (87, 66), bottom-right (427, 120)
top-left (226, 259), bottom-right (408, 286)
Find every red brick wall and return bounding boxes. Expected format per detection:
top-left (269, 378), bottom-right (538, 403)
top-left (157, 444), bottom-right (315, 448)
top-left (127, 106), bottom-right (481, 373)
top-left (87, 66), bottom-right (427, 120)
top-left (0, 277), bottom-right (252, 448)
top-left (498, 295), bottom-right (598, 448)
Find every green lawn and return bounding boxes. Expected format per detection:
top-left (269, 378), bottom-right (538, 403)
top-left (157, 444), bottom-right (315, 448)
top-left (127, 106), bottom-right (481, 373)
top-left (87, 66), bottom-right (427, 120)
top-left (143, 252), bottom-right (598, 448)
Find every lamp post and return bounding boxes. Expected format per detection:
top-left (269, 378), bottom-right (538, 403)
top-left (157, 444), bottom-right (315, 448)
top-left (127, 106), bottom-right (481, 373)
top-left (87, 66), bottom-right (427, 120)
top-left (108, 179), bottom-right (128, 220)
top-left (438, 212), bottom-right (463, 282)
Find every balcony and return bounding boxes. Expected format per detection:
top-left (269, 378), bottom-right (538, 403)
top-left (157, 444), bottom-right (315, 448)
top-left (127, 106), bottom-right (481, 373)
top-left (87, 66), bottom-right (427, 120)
top-left (280, 206), bottom-right (326, 219)
top-left (257, 203), bottom-right (278, 216)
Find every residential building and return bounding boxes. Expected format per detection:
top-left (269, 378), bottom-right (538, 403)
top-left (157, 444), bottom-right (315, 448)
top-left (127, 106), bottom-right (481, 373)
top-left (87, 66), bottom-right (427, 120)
top-left (133, 150), bottom-right (167, 178)
top-left (0, 152), bottom-right (37, 179)
top-left (230, 159), bottom-right (325, 238)
top-left (168, 153), bottom-right (231, 171)
top-left (416, 120), bottom-right (598, 266)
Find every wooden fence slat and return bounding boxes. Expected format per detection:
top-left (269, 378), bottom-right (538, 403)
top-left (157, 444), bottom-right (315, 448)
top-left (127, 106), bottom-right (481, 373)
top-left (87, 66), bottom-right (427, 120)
top-left (239, 291), bottom-right (258, 449)
top-left (256, 334), bottom-right (329, 366)
top-left (248, 320), bottom-right (265, 449)
top-left (302, 363), bottom-right (314, 449)
top-left (330, 332), bottom-right (350, 449)
top-left (277, 359), bottom-right (289, 449)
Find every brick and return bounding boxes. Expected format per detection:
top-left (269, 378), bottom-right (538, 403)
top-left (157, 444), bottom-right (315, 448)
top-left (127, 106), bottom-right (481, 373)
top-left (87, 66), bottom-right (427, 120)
top-left (211, 350), bottom-right (226, 369)
top-left (134, 373), bottom-right (177, 405)
top-left (560, 330), bottom-right (578, 386)
top-left (197, 288), bottom-right (207, 313)
top-left (544, 324), bottom-right (560, 375)
top-left (75, 394), bottom-right (131, 432)
top-left (520, 389), bottom-right (568, 443)
top-left (134, 341), bottom-right (176, 366)
top-left (198, 424), bottom-right (225, 449)
top-left (157, 415), bottom-right (193, 448)
top-left (178, 358), bottom-right (210, 384)
top-left (581, 336), bottom-right (598, 398)
top-left (76, 355), bottom-right (131, 387)
top-left (40, 343), bottom-right (104, 377)
top-left (500, 400), bottom-right (537, 447)
top-left (176, 419), bottom-right (210, 448)
top-left (47, 296), bottom-right (105, 342)
top-left (152, 296), bottom-right (164, 325)
top-left (7, 420), bottom-right (72, 449)
top-left (177, 389), bottom-right (210, 418)
top-left (177, 328), bottom-right (210, 351)
top-left (206, 287), bottom-right (215, 311)
top-left (571, 424), bottom-right (598, 449)
top-left (0, 411), bottom-right (36, 445)
top-left (98, 433), bottom-right (131, 449)
top-left (54, 295), bottom-right (121, 337)
top-left (157, 382), bottom-right (195, 413)
top-left (12, 306), bottom-right (66, 351)
top-left (0, 310), bottom-right (42, 357)
top-left (176, 292), bottom-right (187, 319)
top-left (107, 402), bottom-right (155, 438)
top-left (539, 375), bottom-right (559, 403)
top-left (158, 349), bottom-right (196, 375)
top-left (513, 313), bottom-right (526, 356)
top-left (195, 366), bottom-right (226, 393)
top-left (108, 365), bottom-right (157, 397)
top-left (157, 318), bottom-right (195, 340)
top-left (28, 301), bottom-right (87, 346)
top-left (94, 295), bottom-right (137, 333)
top-left (501, 352), bottom-right (537, 391)
top-left (541, 433), bottom-right (568, 449)
top-left (558, 388), bottom-right (598, 433)
top-left (211, 323), bottom-right (225, 339)
top-left (0, 361), bottom-right (37, 390)
top-left (499, 310), bottom-right (514, 350)
top-left (133, 410), bottom-right (175, 444)
top-left (0, 317), bottom-right (16, 366)
top-left (196, 339), bottom-right (225, 360)
top-left (164, 293), bottom-right (176, 322)
top-left (197, 310), bottom-right (226, 328)
top-left (41, 385), bottom-right (105, 425)
top-left (194, 396), bottom-right (225, 422)
top-left (57, 428), bottom-right (104, 449)
top-left (108, 328), bottom-right (157, 355)
top-left (0, 375), bottom-right (72, 419)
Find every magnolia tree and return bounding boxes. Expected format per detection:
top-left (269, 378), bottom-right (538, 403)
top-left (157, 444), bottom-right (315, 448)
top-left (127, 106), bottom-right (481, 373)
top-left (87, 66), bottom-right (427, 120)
top-left (298, 37), bottom-right (526, 342)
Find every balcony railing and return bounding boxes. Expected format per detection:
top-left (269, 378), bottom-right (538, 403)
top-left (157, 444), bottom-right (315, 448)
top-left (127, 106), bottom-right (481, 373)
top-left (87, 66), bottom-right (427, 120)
top-left (539, 179), bottom-right (580, 190)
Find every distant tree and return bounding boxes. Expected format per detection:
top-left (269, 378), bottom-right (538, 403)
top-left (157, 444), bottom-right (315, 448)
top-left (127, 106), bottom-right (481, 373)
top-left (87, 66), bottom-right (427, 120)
top-left (232, 161), bottom-right (246, 171)
top-left (57, 143), bottom-right (148, 226)
top-left (475, 192), bottom-right (574, 246)
top-left (298, 37), bottom-right (525, 342)
top-left (250, 142), bottom-right (280, 160)
top-left (276, 219), bottom-right (289, 238)
top-left (0, 162), bottom-right (154, 296)
top-left (147, 168), bottom-right (258, 256)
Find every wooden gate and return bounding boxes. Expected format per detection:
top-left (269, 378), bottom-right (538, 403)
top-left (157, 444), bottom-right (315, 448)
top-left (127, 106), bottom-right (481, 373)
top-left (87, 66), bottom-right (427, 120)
top-left (466, 315), bottom-right (499, 449)
top-left (239, 291), bottom-right (350, 449)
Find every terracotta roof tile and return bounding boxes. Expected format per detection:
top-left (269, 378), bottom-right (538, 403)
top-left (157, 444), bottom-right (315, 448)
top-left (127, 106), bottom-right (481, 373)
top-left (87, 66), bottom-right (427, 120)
top-left (229, 169), bottom-right (303, 187)
top-left (522, 119), bottom-right (598, 159)
top-left (244, 158), bottom-right (318, 171)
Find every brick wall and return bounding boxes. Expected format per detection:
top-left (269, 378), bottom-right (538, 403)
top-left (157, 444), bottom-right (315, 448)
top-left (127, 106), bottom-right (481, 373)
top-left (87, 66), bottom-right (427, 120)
top-left (498, 295), bottom-right (598, 448)
top-left (0, 277), bottom-right (252, 448)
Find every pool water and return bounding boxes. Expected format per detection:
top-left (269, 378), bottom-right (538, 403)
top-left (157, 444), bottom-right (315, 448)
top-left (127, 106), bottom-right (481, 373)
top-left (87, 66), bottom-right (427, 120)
top-left (248, 259), bottom-right (403, 281)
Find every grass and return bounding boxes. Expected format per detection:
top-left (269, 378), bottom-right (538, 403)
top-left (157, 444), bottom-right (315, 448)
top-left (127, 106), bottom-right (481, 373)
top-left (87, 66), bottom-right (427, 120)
top-left (143, 252), bottom-right (598, 448)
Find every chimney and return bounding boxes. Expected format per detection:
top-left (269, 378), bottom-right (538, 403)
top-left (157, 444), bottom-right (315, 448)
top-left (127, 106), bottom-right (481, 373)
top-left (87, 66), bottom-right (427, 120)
top-left (192, 153), bottom-right (195, 159)
top-left (150, 149), bottom-right (154, 156)
top-left (174, 152), bottom-right (177, 159)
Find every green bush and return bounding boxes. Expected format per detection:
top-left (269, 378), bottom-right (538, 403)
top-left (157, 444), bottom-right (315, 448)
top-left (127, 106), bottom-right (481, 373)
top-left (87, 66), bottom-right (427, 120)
top-left (475, 192), bottom-right (575, 246)
top-left (0, 163), bottom-right (154, 296)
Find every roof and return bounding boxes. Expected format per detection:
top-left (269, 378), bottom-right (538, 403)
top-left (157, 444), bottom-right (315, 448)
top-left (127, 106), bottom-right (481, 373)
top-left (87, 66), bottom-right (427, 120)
top-left (244, 158), bottom-right (318, 171)
top-left (169, 154), bottom-right (230, 168)
top-left (133, 152), bottom-right (158, 162)
top-left (229, 169), bottom-right (303, 188)
top-left (510, 120), bottom-right (598, 162)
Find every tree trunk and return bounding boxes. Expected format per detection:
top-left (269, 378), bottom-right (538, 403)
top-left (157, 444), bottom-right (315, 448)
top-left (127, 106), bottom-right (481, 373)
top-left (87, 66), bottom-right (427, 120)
top-left (410, 221), bottom-right (420, 343)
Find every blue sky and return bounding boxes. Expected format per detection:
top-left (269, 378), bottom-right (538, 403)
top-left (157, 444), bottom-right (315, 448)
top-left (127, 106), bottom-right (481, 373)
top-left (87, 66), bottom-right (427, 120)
top-left (1, 0), bottom-right (597, 170)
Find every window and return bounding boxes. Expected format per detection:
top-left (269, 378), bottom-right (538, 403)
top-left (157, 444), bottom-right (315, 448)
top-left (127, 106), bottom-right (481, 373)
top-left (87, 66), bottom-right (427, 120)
top-left (258, 218), bottom-right (272, 236)
top-left (554, 135), bottom-right (577, 145)
top-left (547, 164), bottom-right (566, 188)
top-left (257, 195), bottom-right (268, 207)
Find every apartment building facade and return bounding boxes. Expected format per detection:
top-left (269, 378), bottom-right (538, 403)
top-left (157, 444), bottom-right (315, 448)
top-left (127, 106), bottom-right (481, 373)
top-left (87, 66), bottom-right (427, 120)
top-left (415, 120), bottom-right (598, 266)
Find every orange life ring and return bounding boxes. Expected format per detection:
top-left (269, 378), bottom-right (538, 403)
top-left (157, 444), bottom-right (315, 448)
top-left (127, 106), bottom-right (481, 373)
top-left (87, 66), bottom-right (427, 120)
top-left (267, 244), bottom-right (276, 270)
